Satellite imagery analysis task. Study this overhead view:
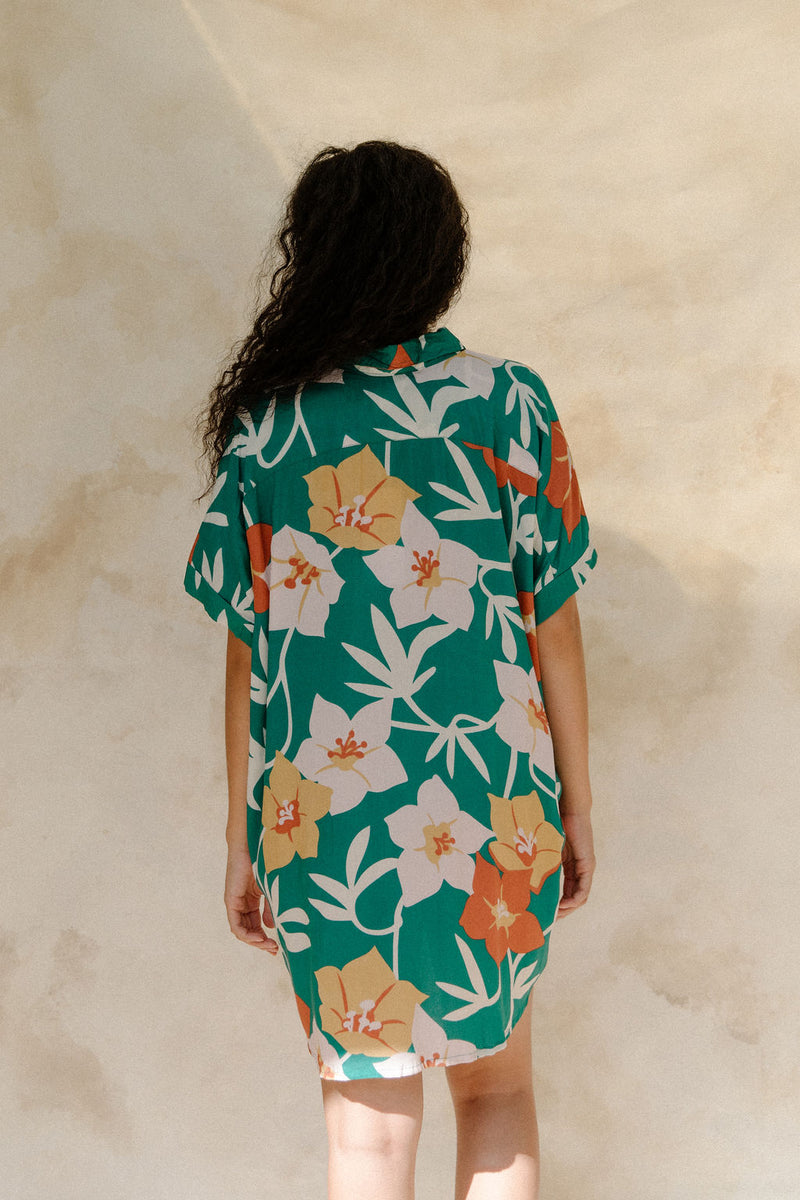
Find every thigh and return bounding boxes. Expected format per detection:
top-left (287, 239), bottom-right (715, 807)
top-left (321, 1073), bottom-right (424, 1152)
top-left (445, 993), bottom-right (534, 1104)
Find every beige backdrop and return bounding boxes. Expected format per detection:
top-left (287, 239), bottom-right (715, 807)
top-left (3, 1), bottom-right (798, 1197)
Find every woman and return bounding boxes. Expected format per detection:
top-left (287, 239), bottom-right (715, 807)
top-left (184, 139), bottom-right (597, 1200)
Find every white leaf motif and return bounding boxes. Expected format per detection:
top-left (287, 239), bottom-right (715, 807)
top-left (279, 907), bottom-right (309, 925)
top-left (454, 935), bottom-right (488, 998)
top-left (282, 931), bottom-right (311, 952)
top-left (344, 681), bottom-right (392, 698)
top-left (341, 644), bottom-right (393, 685)
top-left (364, 390), bottom-right (420, 435)
top-left (354, 857), bottom-right (399, 895)
top-left (307, 873), bottom-right (351, 907)
top-left (455, 730), bottom-right (490, 781)
top-left (436, 981), bottom-right (480, 1002)
top-left (346, 827), bottom-right (371, 889)
top-left (411, 665), bottom-right (436, 693)
top-left (308, 898), bottom-right (352, 922)
top-left (371, 605), bottom-right (408, 675)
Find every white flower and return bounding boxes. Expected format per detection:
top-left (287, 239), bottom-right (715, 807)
top-left (384, 776), bottom-right (491, 906)
top-left (410, 1007), bottom-right (477, 1067)
top-left (372, 1007), bottom-right (477, 1076)
top-left (293, 696), bottom-right (407, 816)
top-left (492, 661), bottom-right (554, 772)
top-left (308, 1019), bottom-right (346, 1080)
top-left (364, 503), bottom-right (479, 630)
top-left (267, 526), bottom-right (344, 636)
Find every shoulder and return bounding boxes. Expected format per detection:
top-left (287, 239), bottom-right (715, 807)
top-left (450, 347), bottom-right (555, 459)
top-left (451, 345), bottom-right (552, 406)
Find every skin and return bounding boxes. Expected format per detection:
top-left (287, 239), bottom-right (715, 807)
top-left (536, 593), bottom-right (596, 919)
top-left (223, 628), bottom-right (277, 953)
top-left (222, 591), bottom-right (595, 1198)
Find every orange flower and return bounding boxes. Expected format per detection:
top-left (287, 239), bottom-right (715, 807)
top-left (295, 992), bottom-right (311, 1039)
top-left (516, 590), bottom-right (541, 680)
top-left (486, 791), bottom-right (564, 894)
top-left (543, 421), bottom-right (585, 542)
top-left (315, 946), bottom-right (428, 1057)
top-left (459, 854), bottom-right (545, 964)
top-left (462, 441), bottom-right (539, 496)
top-left (303, 445), bottom-right (420, 550)
top-left (246, 522), bottom-right (272, 613)
top-left (262, 752), bottom-right (332, 871)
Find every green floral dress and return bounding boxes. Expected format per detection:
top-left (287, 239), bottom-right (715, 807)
top-left (183, 327), bottom-right (597, 1080)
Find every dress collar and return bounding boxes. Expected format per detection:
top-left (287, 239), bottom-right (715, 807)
top-left (353, 326), bottom-right (464, 372)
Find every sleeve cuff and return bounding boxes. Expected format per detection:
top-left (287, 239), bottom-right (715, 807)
top-left (533, 543), bottom-right (598, 624)
top-left (183, 560), bottom-right (255, 646)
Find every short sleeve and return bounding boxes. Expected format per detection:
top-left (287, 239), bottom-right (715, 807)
top-left (499, 370), bottom-right (598, 625)
top-left (183, 425), bottom-right (256, 646)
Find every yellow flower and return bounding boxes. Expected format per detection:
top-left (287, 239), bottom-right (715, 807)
top-left (262, 751), bottom-right (332, 871)
top-left (486, 790), bottom-right (564, 894)
top-left (315, 946), bottom-right (428, 1057)
top-left (303, 445), bottom-right (420, 550)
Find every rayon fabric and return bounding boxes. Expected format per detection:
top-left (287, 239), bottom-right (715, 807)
top-left (183, 327), bottom-right (597, 1080)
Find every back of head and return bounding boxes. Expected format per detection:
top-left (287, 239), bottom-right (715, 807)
top-left (195, 140), bottom-right (471, 497)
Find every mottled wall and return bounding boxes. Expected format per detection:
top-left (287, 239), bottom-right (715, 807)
top-left (3, 1), bottom-right (798, 1196)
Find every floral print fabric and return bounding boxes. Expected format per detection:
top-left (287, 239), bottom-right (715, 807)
top-left (183, 327), bottom-right (597, 1080)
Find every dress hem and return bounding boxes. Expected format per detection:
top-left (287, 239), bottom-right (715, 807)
top-left (315, 985), bottom-right (540, 1082)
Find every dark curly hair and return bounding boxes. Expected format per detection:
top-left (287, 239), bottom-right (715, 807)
top-left (191, 139), bottom-right (471, 500)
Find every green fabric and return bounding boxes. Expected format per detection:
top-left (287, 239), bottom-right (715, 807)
top-left (183, 327), bottom-right (597, 1080)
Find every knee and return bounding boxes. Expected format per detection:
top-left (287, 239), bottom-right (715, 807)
top-left (327, 1115), bottom-right (420, 1161)
top-left (448, 1075), bottom-right (534, 1110)
top-left (446, 1052), bottom-right (534, 1108)
top-left (448, 997), bottom-right (535, 1108)
top-left (322, 1080), bottom-right (423, 1159)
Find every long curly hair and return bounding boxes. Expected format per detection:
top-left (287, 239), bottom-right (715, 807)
top-left (191, 139), bottom-right (471, 500)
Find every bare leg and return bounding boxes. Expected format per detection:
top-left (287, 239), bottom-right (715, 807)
top-left (445, 994), bottom-right (540, 1199)
top-left (321, 1072), bottom-right (424, 1200)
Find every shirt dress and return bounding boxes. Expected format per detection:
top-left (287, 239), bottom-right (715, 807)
top-left (183, 326), bottom-right (597, 1081)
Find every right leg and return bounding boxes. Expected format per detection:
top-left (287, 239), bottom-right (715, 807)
top-left (445, 993), bottom-right (540, 1200)
top-left (320, 1071), bottom-right (424, 1200)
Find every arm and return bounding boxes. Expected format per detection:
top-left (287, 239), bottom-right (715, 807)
top-left (223, 628), bottom-right (277, 952)
top-left (536, 593), bottom-right (596, 915)
top-left (224, 628), bottom-right (252, 849)
top-left (536, 593), bottom-right (592, 818)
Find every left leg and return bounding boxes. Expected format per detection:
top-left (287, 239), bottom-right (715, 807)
top-left (320, 1072), bottom-right (424, 1200)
